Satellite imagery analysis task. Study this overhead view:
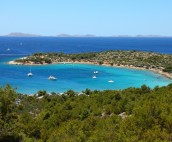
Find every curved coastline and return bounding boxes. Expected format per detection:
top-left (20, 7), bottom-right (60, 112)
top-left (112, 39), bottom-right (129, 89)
top-left (7, 59), bottom-right (172, 80)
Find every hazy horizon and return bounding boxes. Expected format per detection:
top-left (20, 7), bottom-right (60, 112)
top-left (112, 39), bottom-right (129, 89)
top-left (1, 32), bottom-right (172, 37)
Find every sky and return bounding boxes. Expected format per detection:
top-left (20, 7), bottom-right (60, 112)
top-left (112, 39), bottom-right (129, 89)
top-left (0, 0), bottom-right (172, 36)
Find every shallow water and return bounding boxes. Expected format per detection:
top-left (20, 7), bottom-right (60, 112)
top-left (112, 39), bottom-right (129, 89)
top-left (0, 60), bottom-right (171, 94)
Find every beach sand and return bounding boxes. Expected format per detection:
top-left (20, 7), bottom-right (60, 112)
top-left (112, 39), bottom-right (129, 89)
top-left (7, 59), bottom-right (172, 79)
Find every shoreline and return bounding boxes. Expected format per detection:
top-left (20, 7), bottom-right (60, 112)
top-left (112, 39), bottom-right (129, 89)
top-left (7, 59), bottom-right (172, 80)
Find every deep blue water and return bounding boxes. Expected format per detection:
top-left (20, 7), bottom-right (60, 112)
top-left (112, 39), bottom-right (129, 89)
top-left (1, 37), bottom-right (172, 55)
top-left (0, 37), bottom-right (172, 94)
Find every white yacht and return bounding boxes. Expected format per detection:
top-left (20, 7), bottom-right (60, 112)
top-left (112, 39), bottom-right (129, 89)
top-left (108, 80), bottom-right (114, 83)
top-left (48, 75), bottom-right (57, 80)
top-left (93, 71), bottom-right (99, 74)
top-left (92, 76), bottom-right (97, 79)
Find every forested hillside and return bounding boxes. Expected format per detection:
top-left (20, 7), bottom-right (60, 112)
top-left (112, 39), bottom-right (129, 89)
top-left (1, 84), bottom-right (172, 141)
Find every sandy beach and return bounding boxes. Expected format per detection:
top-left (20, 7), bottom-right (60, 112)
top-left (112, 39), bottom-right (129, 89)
top-left (7, 59), bottom-right (172, 80)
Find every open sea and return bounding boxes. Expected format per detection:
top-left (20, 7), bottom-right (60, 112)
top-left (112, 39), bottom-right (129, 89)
top-left (0, 37), bottom-right (172, 94)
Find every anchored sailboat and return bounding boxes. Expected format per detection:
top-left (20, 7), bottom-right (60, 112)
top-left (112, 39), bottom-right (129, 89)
top-left (28, 67), bottom-right (33, 77)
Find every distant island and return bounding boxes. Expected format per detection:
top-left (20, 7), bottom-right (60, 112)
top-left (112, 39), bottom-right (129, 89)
top-left (4, 32), bottom-right (41, 37)
top-left (8, 50), bottom-right (172, 79)
top-left (2, 32), bottom-right (97, 37)
top-left (56, 34), bottom-right (96, 37)
top-left (1, 32), bottom-right (171, 37)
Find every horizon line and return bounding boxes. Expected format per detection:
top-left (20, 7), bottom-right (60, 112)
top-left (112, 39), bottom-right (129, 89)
top-left (0, 32), bottom-right (172, 37)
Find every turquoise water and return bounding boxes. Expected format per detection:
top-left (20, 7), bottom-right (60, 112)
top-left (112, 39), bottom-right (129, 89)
top-left (0, 57), bottom-right (171, 94)
top-left (1, 37), bottom-right (172, 94)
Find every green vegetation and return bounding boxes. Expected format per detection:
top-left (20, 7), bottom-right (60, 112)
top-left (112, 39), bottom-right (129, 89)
top-left (15, 50), bottom-right (172, 74)
top-left (163, 66), bottom-right (172, 73)
top-left (1, 84), bottom-right (172, 141)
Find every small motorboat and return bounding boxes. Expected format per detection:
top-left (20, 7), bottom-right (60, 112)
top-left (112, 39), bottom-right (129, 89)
top-left (7, 48), bottom-right (10, 51)
top-left (93, 71), bottom-right (99, 74)
top-left (48, 75), bottom-right (57, 80)
top-left (92, 76), bottom-right (97, 79)
top-left (108, 80), bottom-right (114, 83)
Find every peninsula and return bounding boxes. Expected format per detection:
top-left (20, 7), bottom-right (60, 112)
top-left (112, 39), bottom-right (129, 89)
top-left (9, 50), bottom-right (172, 79)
